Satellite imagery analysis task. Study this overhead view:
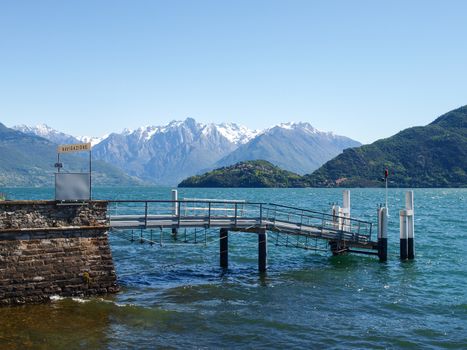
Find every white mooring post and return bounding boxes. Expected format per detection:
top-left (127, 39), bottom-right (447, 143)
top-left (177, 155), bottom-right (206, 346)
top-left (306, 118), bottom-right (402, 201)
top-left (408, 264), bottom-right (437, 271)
top-left (332, 204), bottom-right (341, 230)
top-left (399, 209), bottom-right (408, 260)
top-left (172, 189), bottom-right (178, 215)
top-left (406, 191), bottom-right (415, 259)
top-left (399, 191), bottom-right (414, 260)
top-left (342, 190), bottom-right (351, 231)
top-left (171, 189), bottom-right (179, 237)
top-left (377, 206), bottom-right (388, 261)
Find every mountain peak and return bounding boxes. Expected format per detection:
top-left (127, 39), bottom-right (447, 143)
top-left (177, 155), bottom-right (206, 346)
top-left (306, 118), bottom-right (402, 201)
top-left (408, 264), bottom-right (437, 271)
top-left (214, 122), bottom-right (261, 144)
top-left (14, 123), bottom-right (56, 135)
top-left (13, 123), bottom-right (80, 145)
top-left (270, 121), bottom-right (325, 135)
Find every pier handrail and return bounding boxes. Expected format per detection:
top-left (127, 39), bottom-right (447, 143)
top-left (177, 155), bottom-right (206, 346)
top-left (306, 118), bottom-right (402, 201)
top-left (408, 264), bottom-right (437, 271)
top-left (107, 199), bottom-right (369, 223)
top-left (108, 199), bottom-right (348, 218)
top-left (107, 199), bottom-right (373, 241)
top-left (262, 203), bottom-right (372, 225)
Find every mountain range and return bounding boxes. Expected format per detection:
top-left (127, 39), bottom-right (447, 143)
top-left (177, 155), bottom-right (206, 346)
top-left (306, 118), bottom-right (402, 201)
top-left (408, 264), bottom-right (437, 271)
top-left (0, 123), bottom-right (143, 187)
top-left (12, 119), bottom-right (360, 186)
top-left (215, 122), bottom-right (360, 174)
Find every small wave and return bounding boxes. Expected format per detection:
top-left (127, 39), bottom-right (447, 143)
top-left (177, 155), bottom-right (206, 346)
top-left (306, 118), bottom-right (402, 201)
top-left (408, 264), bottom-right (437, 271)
top-left (71, 297), bottom-right (90, 303)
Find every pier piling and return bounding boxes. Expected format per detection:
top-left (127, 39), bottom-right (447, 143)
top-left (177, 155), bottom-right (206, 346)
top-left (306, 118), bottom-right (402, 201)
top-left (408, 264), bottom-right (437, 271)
top-left (342, 190), bottom-right (351, 231)
top-left (406, 191), bottom-right (415, 260)
top-left (332, 204), bottom-right (341, 230)
top-left (172, 189), bottom-right (178, 237)
top-left (220, 228), bottom-right (228, 268)
top-left (399, 191), bottom-right (415, 260)
top-left (377, 206), bottom-right (388, 262)
top-left (399, 210), bottom-right (408, 260)
top-left (258, 229), bottom-right (268, 272)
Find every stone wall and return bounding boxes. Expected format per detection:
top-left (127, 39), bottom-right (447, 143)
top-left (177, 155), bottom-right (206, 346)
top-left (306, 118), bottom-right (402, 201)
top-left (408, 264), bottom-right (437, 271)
top-left (0, 200), bottom-right (107, 229)
top-left (0, 201), bottom-right (118, 305)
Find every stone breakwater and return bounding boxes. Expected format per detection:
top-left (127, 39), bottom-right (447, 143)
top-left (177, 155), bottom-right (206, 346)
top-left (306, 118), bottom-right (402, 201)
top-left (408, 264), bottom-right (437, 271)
top-left (0, 201), bottom-right (118, 306)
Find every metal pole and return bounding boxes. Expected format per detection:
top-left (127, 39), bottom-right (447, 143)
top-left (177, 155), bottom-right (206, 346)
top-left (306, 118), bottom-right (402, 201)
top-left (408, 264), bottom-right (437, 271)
top-left (377, 206), bottom-right (388, 262)
top-left (208, 202), bottom-right (211, 227)
top-left (259, 204), bottom-right (263, 226)
top-left (234, 203), bottom-right (238, 227)
top-left (220, 228), bottom-right (228, 268)
top-left (177, 201), bottom-right (181, 227)
top-left (385, 178), bottom-right (388, 210)
top-left (144, 201), bottom-right (148, 228)
top-left (258, 229), bottom-right (267, 272)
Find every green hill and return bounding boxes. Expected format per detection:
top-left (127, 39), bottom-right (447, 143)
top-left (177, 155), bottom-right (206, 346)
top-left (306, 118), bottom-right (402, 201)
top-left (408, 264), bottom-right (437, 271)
top-left (178, 160), bottom-right (311, 188)
top-left (304, 105), bottom-right (467, 187)
top-left (0, 123), bottom-right (143, 187)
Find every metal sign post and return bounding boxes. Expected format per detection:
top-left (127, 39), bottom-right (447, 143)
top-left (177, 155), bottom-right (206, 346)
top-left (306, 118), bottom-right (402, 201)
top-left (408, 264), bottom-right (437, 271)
top-left (55, 142), bottom-right (92, 201)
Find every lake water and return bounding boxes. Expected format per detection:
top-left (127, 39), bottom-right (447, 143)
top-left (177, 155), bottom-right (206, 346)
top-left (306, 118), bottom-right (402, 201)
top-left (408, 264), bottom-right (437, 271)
top-left (0, 187), bottom-right (466, 349)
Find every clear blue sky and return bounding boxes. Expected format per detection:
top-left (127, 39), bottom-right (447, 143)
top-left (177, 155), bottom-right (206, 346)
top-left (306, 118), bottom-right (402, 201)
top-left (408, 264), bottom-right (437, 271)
top-left (1, 0), bottom-right (466, 143)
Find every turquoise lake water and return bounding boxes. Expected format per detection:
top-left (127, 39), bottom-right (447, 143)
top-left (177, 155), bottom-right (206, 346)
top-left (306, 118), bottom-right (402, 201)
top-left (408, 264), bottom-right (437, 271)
top-left (0, 187), bottom-right (466, 349)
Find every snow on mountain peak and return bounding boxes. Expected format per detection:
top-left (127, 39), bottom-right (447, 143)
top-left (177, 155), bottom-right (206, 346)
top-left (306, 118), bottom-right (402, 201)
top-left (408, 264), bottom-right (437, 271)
top-left (114, 119), bottom-right (259, 145)
top-left (215, 123), bottom-right (261, 144)
top-left (76, 135), bottom-right (107, 147)
top-left (269, 121), bottom-right (331, 136)
top-left (14, 123), bottom-right (58, 136)
top-left (13, 118), bottom-right (341, 150)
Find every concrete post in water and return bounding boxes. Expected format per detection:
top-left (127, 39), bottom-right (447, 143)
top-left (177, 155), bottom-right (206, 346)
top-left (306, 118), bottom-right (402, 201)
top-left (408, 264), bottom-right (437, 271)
top-left (332, 204), bottom-right (341, 230)
top-left (342, 190), bottom-right (350, 231)
top-left (258, 229), bottom-right (268, 272)
top-left (406, 191), bottom-right (415, 259)
top-left (172, 189), bottom-right (178, 215)
top-left (377, 206), bottom-right (388, 262)
top-left (399, 191), bottom-right (415, 260)
top-left (172, 189), bottom-right (178, 237)
top-left (220, 228), bottom-right (228, 268)
top-left (399, 209), bottom-right (408, 260)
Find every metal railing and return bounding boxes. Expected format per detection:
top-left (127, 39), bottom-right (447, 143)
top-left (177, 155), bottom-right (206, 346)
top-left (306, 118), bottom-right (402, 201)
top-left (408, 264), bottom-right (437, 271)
top-left (108, 199), bottom-right (373, 243)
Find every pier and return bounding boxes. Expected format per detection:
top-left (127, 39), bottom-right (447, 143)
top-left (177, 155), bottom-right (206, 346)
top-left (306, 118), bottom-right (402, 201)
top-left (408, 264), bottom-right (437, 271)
top-left (0, 190), bottom-right (416, 305)
top-left (108, 195), bottom-right (381, 271)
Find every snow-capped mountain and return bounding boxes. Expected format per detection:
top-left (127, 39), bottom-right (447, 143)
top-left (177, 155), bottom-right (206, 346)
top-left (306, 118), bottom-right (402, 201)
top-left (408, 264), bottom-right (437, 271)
top-left (110, 120), bottom-right (259, 145)
top-left (13, 124), bottom-right (107, 147)
top-left (12, 118), bottom-right (361, 185)
top-left (215, 123), bottom-right (261, 144)
top-left (13, 124), bottom-right (79, 145)
top-left (76, 135), bottom-right (108, 147)
top-left (91, 118), bottom-right (245, 185)
top-left (216, 122), bottom-right (361, 175)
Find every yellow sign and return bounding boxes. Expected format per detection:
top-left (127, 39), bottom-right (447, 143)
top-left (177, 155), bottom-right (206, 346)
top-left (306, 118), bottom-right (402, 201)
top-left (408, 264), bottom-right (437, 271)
top-left (57, 142), bottom-right (92, 153)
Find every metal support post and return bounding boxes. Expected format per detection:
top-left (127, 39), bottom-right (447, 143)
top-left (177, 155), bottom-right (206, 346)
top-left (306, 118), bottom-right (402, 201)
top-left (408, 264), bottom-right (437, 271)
top-left (258, 229), bottom-right (267, 272)
top-left (377, 206), bottom-right (388, 262)
top-left (220, 228), bottom-right (228, 268)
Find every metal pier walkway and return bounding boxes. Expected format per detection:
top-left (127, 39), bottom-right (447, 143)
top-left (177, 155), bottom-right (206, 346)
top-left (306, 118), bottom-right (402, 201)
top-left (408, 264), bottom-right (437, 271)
top-left (108, 199), bottom-right (380, 271)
